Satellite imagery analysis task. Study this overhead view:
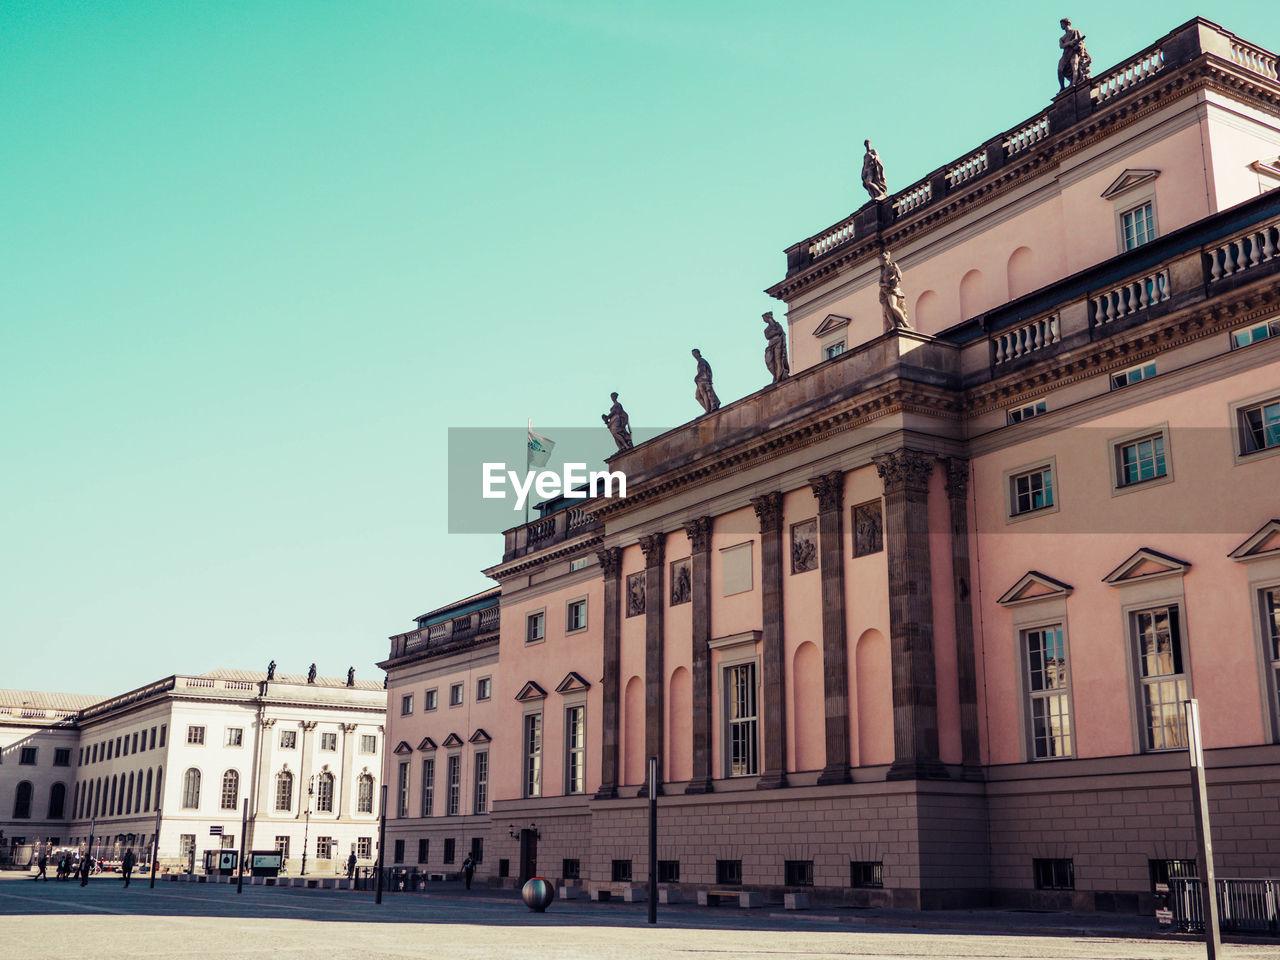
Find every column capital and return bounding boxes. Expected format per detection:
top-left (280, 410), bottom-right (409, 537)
top-left (596, 546), bottom-right (622, 579)
top-left (340, 723), bottom-right (357, 733)
top-left (684, 516), bottom-right (713, 555)
top-left (260, 718), bottom-right (277, 728)
top-left (808, 470), bottom-right (844, 513)
top-left (750, 491), bottom-right (784, 534)
top-left (944, 457), bottom-right (970, 501)
top-left (639, 533), bottom-right (665, 567)
top-left (873, 448), bottom-right (936, 496)
top-left (300, 721), bottom-right (318, 731)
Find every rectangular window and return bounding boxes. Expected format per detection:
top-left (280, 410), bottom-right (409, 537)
top-left (1025, 625), bottom-right (1072, 759)
top-left (447, 755), bottom-right (461, 816)
top-left (53, 748), bottom-right (70, 767)
top-left (275, 836), bottom-right (290, 860)
top-left (570, 557), bottom-right (588, 571)
top-left (611, 859), bottom-right (632, 883)
top-left (564, 705), bottom-right (585, 795)
top-left (562, 858), bottom-right (581, 880)
top-left (1010, 465), bottom-right (1054, 516)
top-left (1121, 202), bottom-right (1155, 250)
top-left (116, 737), bottom-right (122, 756)
top-left (1111, 362), bottom-right (1157, 390)
top-left (224, 727), bottom-right (243, 747)
top-left (106, 741), bottom-right (112, 760)
top-left (360, 734), bottom-right (377, 754)
top-left (180, 834), bottom-right (197, 862)
top-left (1116, 433), bottom-right (1167, 487)
top-left (397, 761), bottom-right (410, 818)
top-left (470, 837), bottom-right (483, 863)
top-left (91, 744), bottom-right (98, 763)
top-left (221, 835), bottom-right (236, 850)
top-left (566, 598), bottom-right (587, 632)
top-left (1239, 397), bottom-right (1280, 455)
top-left (316, 837), bottom-right (334, 860)
top-left (721, 542), bottom-right (753, 596)
top-left (1264, 589), bottom-right (1280, 727)
top-left (784, 860), bottom-right (814, 887)
top-left (421, 758), bottom-right (435, 817)
top-left (393, 839), bottom-right (405, 864)
top-left (824, 340), bottom-right (846, 360)
top-left (1133, 606), bottom-right (1188, 751)
top-left (425, 688), bottom-right (438, 711)
top-left (449, 683), bottom-right (463, 707)
top-left (159, 724), bottom-right (167, 748)
top-left (418, 839), bottom-right (429, 864)
top-left (1008, 399), bottom-right (1047, 424)
top-left (131, 732), bottom-right (139, 753)
top-left (476, 677), bottom-right (492, 701)
top-left (725, 662), bottom-right (759, 777)
top-left (187, 726), bottom-right (205, 746)
top-left (716, 859), bottom-right (742, 886)
top-left (400, 694), bottom-right (414, 716)
top-left (356, 837), bottom-right (372, 860)
top-left (443, 838), bottom-right (456, 864)
top-left (150, 727), bottom-right (157, 750)
top-left (280, 730), bottom-right (297, 750)
top-left (1033, 858), bottom-right (1075, 890)
top-left (19, 747), bottom-right (36, 765)
top-left (658, 860), bottom-right (680, 883)
top-left (1231, 318), bottom-right (1280, 349)
top-left (473, 751), bottom-right (488, 814)
top-left (850, 861), bottom-right (884, 888)
top-left (523, 713), bottom-right (543, 798)
top-left (526, 611), bottom-right (545, 643)
top-left (498, 859), bottom-right (510, 878)
top-left (320, 732), bottom-right (337, 751)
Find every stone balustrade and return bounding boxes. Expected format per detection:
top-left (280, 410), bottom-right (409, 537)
top-left (1002, 116), bottom-right (1049, 157)
top-left (808, 217), bottom-right (857, 259)
top-left (946, 151), bottom-right (989, 188)
top-left (992, 314), bottom-right (1061, 366)
top-left (1208, 218), bottom-right (1280, 283)
top-left (1231, 40), bottom-right (1278, 81)
top-left (1092, 268), bottom-right (1172, 326)
top-left (893, 181), bottom-right (932, 218)
top-left (1090, 48), bottom-right (1165, 104)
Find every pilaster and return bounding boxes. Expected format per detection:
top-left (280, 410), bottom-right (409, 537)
top-left (639, 532), bottom-right (666, 796)
top-left (684, 517), bottom-right (714, 794)
top-left (337, 722), bottom-right (358, 817)
top-left (810, 471), bottom-right (851, 785)
top-left (594, 547), bottom-right (622, 800)
top-left (945, 458), bottom-right (983, 779)
top-left (750, 492), bottom-right (787, 790)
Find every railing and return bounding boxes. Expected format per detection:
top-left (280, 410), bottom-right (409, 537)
top-left (1231, 40), bottom-right (1279, 81)
top-left (1091, 268), bottom-right (1171, 326)
top-left (946, 151), bottom-right (988, 188)
top-left (1170, 877), bottom-right (1280, 933)
top-left (567, 505), bottom-right (594, 531)
top-left (528, 515), bottom-right (556, 543)
top-left (1003, 116), bottom-right (1049, 157)
top-left (893, 181), bottom-right (932, 218)
top-left (1091, 48), bottom-right (1165, 104)
top-left (808, 217), bottom-right (857, 259)
top-left (1207, 217), bottom-right (1280, 282)
top-left (427, 621), bottom-right (451, 642)
top-left (183, 678), bottom-right (216, 689)
top-left (224, 680), bottom-right (255, 691)
top-left (992, 314), bottom-right (1061, 365)
top-left (479, 605), bottom-right (500, 631)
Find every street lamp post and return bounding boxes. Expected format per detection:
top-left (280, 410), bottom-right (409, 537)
top-left (300, 778), bottom-right (314, 877)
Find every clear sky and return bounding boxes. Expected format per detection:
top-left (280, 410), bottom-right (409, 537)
top-left (4, 1), bottom-right (1278, 696)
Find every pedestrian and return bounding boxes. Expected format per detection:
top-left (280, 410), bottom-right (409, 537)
top-left (78, 854), bottom-right (90, 888)
top-left (57, 855), bottom-right (69, 881)
top-left (32, 851), bottom-right (48, 881)
top-left (462, 853), bottom-right (475, 891)
top-left (346, 851), bottom-right (357, 880)
top-left (121, 848), bottom-right (136, 888)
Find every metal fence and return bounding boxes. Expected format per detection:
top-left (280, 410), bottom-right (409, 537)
top-left (1169, 878), bottom-right (1280, 933)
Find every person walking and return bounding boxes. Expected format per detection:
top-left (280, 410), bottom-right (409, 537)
top-left (346, 851), bottom-right (357, 881)
top-left (121, 848), bottom-right (136, 888)
top-left (78, 854), bottom-right (91, 888)
top-left (462, 853), bottom-right (475, 891)
top-left (32, 851), bottom-right (48, 881)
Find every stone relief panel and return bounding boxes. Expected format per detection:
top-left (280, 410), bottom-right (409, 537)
top-left (669, 557), bottom-right (691, 605)
top-left (626, 572), bottom-right (645, 618)
top-left (790, 519), bottom-right (819, 574)
top-left (853, 500), bottom-right (884, 558)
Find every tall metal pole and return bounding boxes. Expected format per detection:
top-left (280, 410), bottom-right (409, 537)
top-left (647, 756), bottom-right (657, 925)
top-left (375, 784), bottom-right (388, 904)
top-left (86, 818), bottom-right (95, 879)
top-left (236, 798), bottom-right (249, 894)
top-left (1185, 699), bottom-right (1221, 958)
top-left (149, 806), bottom-right (161, 888)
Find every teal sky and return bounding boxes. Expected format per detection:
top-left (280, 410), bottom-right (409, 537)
top-left (4, 1), bottom-right (1278, 695)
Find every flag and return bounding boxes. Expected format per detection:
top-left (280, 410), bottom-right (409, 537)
top-left (527, 422), bottom-right (555, 469)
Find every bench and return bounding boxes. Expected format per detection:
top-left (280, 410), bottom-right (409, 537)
top-left (658, 887), bottom-right (683, 904)
top-left (589, 883), bottom-right (646, 902)
top-left (698, 889), bottom-right (763, 908)
top-left (558, 882), bottom-right (583, 900)
top-left (784, 892), bottom-right (810, 910)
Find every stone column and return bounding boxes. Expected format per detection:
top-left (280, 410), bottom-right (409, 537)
top-left (750, 492), bottom-right (787, 790)
top-left (810, 471), bottom-right (851, 785)
top-left (255, 718), bottom-right (277, 818)
top-left (684, 517), bottom-right (714, 794)
top-left (945, 459), bottom-right (983, 778)
top-left (594, 547), bottom-right (622, 800)
top-left (295, 721), bottom-right (317, 818)
top-left (639, 532), bottom-right (666, 796)
top-left (337, 723), bottom-right (358, 818)
top-left (873, 449), bottom-right (947, 780)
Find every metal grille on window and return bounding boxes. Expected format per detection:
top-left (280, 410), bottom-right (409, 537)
top-left (727, 663), bottom-right (758, 776)
top-left (1026, 626), bottom-right (1072, 759)
top-left (1136, 607), bottom-right (1187, 750)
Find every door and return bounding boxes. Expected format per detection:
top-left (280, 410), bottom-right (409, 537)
top-left (517, 828), bottom-right (538, 886)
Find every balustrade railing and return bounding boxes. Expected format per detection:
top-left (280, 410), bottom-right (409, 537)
top-left (1091, 48), bottom-right (1165, 104)
top-left (1231, 40), bottom-right (1279, 81)
top-left (426, 621), bottom-right (450, 642)
top-left (808, 218), bottom-right (857, 259)
top-left (946, 151), bottom-right (988, 188)
top-left (1170, 877), bottom-right (1280, 933)
top-left (893, 181), bottom-right (932, 218)
top-left (528, 515), bottom-right (556, 543)
top-left (479, 605), bottom-right (501, 631)
top-left (1003, 116), bottom-right (1049, 157)
top-left (224, 680), bottom-right (256, 691)
top-left (992, 315), bottom-right (1061, 366)
top-left (567, 505), bottom-right (593, 530)
top-left (184, 678), bottom-right (216, 689)
top-left (1092, 268), bottom-right (1171, 326)
top-left (1207, 218), bottom-right (1280, 282)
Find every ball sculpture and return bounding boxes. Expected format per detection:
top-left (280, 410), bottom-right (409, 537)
top-left (521, 876), bottom-right (556, 912)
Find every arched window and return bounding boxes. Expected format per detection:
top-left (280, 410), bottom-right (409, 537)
top-left (93, 778), bottom-right (102, 819)
top-left (356, 773), bottom-right (374, 814)
top-left (74, 782), bottom-right (82, 819)
top-left (109, 775), bottom-right (118, 816)
top-left (275, 771), bottom-right (293, 812)
top-left (154, 767), bottom-right (163, 811)
top-left (13, 781), bottom-right (33, 819)
top-left (181, 768), bottom-right (201, 810)
top-left (221, 770), bottom-right (240, 811)
top-left (48, 782), bottom-right (67, 820)
top-left (125, 772), bottom-right (135, 814)
top-left (315, 772), bottom-right (334, 813)
top-left (136, 772), bottom-right (144, 811)
top-left (144, 769), bottom-right (154, 812)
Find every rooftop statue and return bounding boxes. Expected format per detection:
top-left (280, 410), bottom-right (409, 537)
top-left (879, 250), bottom-right (911, 332)
top-left (307, 663), bottom-right (317, 684)
top-left (1058, 18), bottom-right (1092, 90)
top-left (692, 349), bottom-right (721, 414)
top-left (602, 392), bottom-right (633, 452)
top-left (861, 140), bottom-right (887, 201)
top-left (266, 660), bottom-right (276, 681)
top-left (346, 666), bottom-right (355, 687)
top-left (763, 312), bottom-right (790, 384)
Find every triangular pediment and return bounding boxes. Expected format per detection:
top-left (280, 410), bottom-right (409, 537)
top-left (997, 570), bottom-right (1073, 607)
top-left (1100, 168), bottom-right (1160, 200)
top-left (555, 671), bottom-right (591, 694)
top-left (468, 728), bottom-right (491, 744)
top-left (1103, 547), bottom-right (1191, 585)
top-left (417, 737), bottom-right (437, 752)
top-left (1229, 520), bottom-right (1280, 561)
top-left (392, 740), bottom-right (413, 755)
top-left (514, 680), bottom-right (547, 702)
top-left (812, 314), bottom-right (851, 338)
top-left (441, 732), bottom-right (464, 748)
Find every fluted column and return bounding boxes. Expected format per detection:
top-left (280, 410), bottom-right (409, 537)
top-left (684, 517), bottom-right (714, 794)
top-left (295, 721), bottom-right (317, 818)
top-left (945, 458), bottom-right (982, 778)
top-left (255, 718), bottom-right (277, 818)
top-left (873, 449), bottom-right (947, 780)
top-left (639, 532), bottom-right (666, 796)
top-left (750, 492), bottom-right (787, 790)
top-left (337, 723), bottom-right (358, 818)
top-left (810, 472), bottom-right (852, 785)
top-left (594, 547), bottom-right (622, 799)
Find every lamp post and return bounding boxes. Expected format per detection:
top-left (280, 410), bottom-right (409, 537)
top-left (300, 778), bottom-right (314, 877)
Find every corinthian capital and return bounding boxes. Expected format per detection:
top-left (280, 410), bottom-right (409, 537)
top-left (809, 471), bottom-right (844, 513)
top-left (944, 458), bottom-right (970, 500)
top-left (750, 491), bottom-right (784, 534)
top-left (596, 546), bottom-right (622, 580)
top-left (639, 533), bottom-right (666, 568)
top-left (873, 448), bottom-right (936, 495)
top-left (684, 516), bottom-right (713, 554)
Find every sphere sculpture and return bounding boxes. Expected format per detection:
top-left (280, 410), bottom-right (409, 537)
top-left (521, 876), bottom-right (556, 912)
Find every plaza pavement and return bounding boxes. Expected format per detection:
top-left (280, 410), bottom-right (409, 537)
top-left (0, 872), bottom-right (1276, 960)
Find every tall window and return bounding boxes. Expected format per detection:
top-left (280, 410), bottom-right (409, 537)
top-left (1133, 606), bottom-right (1188, 750)
top-left (566, 599), bottom-right (587, 632)
top-left (1010, 465), bottom-right (1054, 516)
top-left (359, 735), bottom-right (377, 754)
top-left (397, 763), bottom-right (409, 818)
top-left (125, 772), bottom-right (135, 814)
top-left (13, 781), bottom-right (32, 819)
top-left (473, 751), bottom-right (488, 814)
top-left (275, 771), bottom-right (293, 812)
top-left (220, 770), bottom-right (239, 810)
top-left (420, 758), bottom-right (435, 817)
top-left (315, 772), bottom-right (334, 813)
top-left (527, 611), bottom-right (545, 643)
top-left (726, 662), bottom-right (759, 777)
top-left (564, 705), bottom-right (585, 795)
top-left (357, 774), bottom-right (374, 814)
top-left (1116, 434), bottom-right (1167, 487)
top-left (523, 713), bottom-right (543, 798)
top-left (144, 769), bottom-right (153, 813)
top-left (1263, 588), bottom-right (1280, 726)
top-left (224, 727), bottom-right (243, 747)
top-left (274, 836), bottom-right (290, 860)
top-left (1239, 397), bottom-right (1280, 455)
top-left (449, 683), bottom-right (463, 707)
top-left (1121, 202), bottom-right (1155, 250)
top-left (153, 766), bottom-right (163, 811)
top-left (356, 837), bottom-right (372, 860)
top-left (180, 834), bottom-right (197, 863)
top-left (446, 755), bottom-right (461, 815)
top-left (316, 837), bottom-right (334, 859)
top-left (181, 768), bottom-right (201, 809)
top-left (1025, 625), bottom-right (1072, 759)
top-left (400, 694), bottom-right (414, 716)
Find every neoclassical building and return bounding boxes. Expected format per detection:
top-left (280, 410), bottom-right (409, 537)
top-left (384, 17), bottom-right (1280, 910)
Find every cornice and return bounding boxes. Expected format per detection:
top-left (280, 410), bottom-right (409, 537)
top-left (484, 532), bottom-right (606, 581)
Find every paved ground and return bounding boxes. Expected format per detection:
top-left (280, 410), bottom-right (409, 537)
top-left (0, 874), bottom-right (1275, 960)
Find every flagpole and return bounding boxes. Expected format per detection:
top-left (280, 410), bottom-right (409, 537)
top-left (525, 418), bottom-right (532, 527)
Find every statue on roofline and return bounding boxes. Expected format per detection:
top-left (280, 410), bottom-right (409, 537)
top-left (763, 312), bottom-right (790, 384)
top-left (879, 250), bottom-right (911, 333)
top-left (601, 392), bottom-right (633, 452)
top-left (861, 140), bottom-right (887, 201)
top-left (1058, 18), bottom-right (1092, 90)
top-left (692, 349), bottom-right (720, 414)
top-left (307, 663), bottom-right (317, 684)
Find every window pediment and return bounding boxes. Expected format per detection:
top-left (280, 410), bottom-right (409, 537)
top-left (812, 314), bottom-right (851, 338)
top-left (1229, 520), bottom-right (1280, 561)
top-left (1102, 547), bottom-right (1190, 585)
top-left (468, 728), bottom-right (491, 744)
top-left (1100, 168), bottom-right (1160, 200)
top-left (416, 737), bottom-right (436, 752)
top-left (555, 671), bottom-right (591, 694)
top-left (391, 740), bottom-right (413, 756)
top-left (441, 732), bottom-right (464, 748)
top-left (515, 680), bottom-right (547, 702)
top-left (997, 571), bottom-right (1073, 606)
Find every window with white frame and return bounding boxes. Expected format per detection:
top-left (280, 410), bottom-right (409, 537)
top-left (275, 771), bottom-right (293, 812)
top-left (181, 768), bottom-right (201, 809)
top-left (823, 340), bottom-right (846, 360)
top-left (315, 771), bottom-right (334, 813)
top-left (1121, 202), bottom-right (1156, 250)
top-left (569, 557), bottom-right (588, 571)
top-left (1008, 400), bottom-right (1047, 424)
top-left (420, 757), bottom-right (435, 817)
top-left (316, 836), bottom-right (334, 859)
top-left (523, 713), bottom-right (543, 798)
top-left (1111, 362), bottom-right (1156, 390)
top-left (526, 611), bottom-right (545, 643)
top-left (1232, 318), bottom-right (1280, 349)
top-left (473, 750), bottom-right (488, 814)
top-left (1024, 625), bottom-right (1072, 759)
top-left (220, 769), bottom-right (240, 810)
top-left (1132, 605), bottom-right (1188, 751)
top-left (446, 754), bottom-right (461, 816)
top-left (476, 676), bottom-right (491, 701)
top-left (187, 726), bottom-right (205, 746)
top-left (1009, 465), bottom-right (1054, 516)
top-left (425, 688), bottom-right (438, 711)
top-left (400, 694), bottom-right (413, 716)
top-left (224, 727), bottom-right (243, 747)
top-left (359, 734), bottom-right (377, 754)
top-left (449, 683), bottom-right (463, 707)
top-left (1261, 588), bottom-right (1280, 735)
top-left (356, 773), bottom-right (374, 814)
top-left (279, 730), bottom-right (297, 750)
top-left (356, 837), bottom-right (372, 860)
top-left (564, 704), bottom-right (585, 795)
top-left (320, 732), bottom-right (337, 751)
top-left (1114, 431), bottom-right (1168, 488)
top-left (1238, 396), bottom-right (1280, 456)
top-left (397, 762), bottom-right (409, 818)
top-left (566, 598), bottom-right (587, 632)
top-left (725, 662), bottom-right (759, 777)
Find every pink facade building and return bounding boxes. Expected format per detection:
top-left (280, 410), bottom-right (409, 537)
top-left (380, 18), bottom-right (1280, 910)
